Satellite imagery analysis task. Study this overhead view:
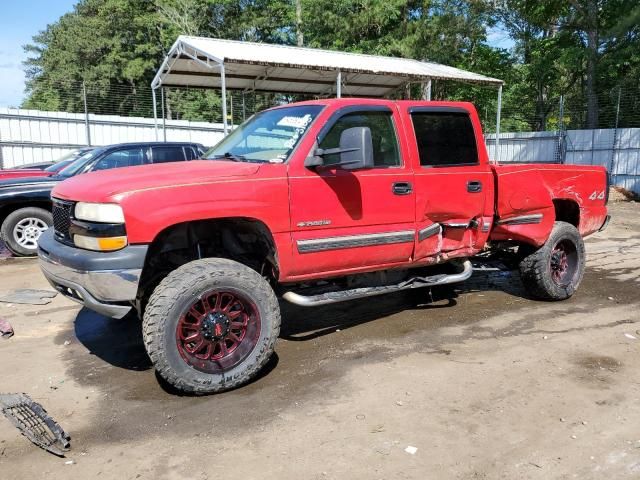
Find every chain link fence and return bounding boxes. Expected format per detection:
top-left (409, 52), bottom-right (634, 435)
top-left (2, 80), bottom-right (639, 193)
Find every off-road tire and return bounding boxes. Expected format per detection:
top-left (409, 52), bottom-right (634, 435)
top-left (1, 207), bottom-right (53, 257)
top-left (519, 221), bottom-right (585, 300)
top-left (142, 258), bottom-right (280, 395)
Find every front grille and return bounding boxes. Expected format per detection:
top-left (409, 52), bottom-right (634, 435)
top-left (52, 198), bottom-right (74, 245)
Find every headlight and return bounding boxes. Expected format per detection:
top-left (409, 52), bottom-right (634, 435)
top-left (73, 202), bottom-right (127, 251)
top-left (74, 202), bottom-right (125, 223)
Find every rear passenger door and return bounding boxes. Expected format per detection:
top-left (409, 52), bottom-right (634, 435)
top-left (150, 145), bottom-right (188, 164)
top-left (408, 107), bottom-right (493, 259)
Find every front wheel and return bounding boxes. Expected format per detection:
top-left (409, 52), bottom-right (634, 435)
top-left (1, 207), bottom-right (53, 257)
top-left (519, 221), bottom-right (586, 300)
top-left (142, 258), bottom-right (281, 395)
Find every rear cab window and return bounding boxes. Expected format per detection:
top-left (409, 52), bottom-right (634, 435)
top-left (410, 110), bottom-right (478, 167)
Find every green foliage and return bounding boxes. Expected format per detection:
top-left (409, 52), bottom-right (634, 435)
top-left (21, 0), bottom-right (640, 131)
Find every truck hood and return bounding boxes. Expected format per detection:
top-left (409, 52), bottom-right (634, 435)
top-left (52, 160), bottom-right (262, 202)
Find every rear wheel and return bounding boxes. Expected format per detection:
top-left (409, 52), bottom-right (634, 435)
top-left (142, 258), bottom-right (280, 395)
top-left (519, 221), bottom-right (585, 300)
top-left (1, 207), bottom-right (52, 257)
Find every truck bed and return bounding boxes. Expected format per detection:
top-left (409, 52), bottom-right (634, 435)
top-left (490, 163), bottom-right (609, 246)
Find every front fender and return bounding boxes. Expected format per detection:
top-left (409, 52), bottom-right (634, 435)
top-left (117, 179), bottom-right (291, 244)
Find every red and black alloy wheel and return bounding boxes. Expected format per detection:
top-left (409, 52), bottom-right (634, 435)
top-left (176, 290), bottom-right (261, 373)
top-left (143, 258), bottom-right (280, 395)
top-left (519, 221), bottom-right (585, 301)
top-left (549, 239), bottom-right (579, 286)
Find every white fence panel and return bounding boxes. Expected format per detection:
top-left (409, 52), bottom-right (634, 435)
top-left (487, 127), bottom-right (639, 193)
top-left (0, 108), bottom-right (225, 169)
top-left (485, 131), bottom-right (558, 163)
top-left (2, 107), bottom-right (638, 193)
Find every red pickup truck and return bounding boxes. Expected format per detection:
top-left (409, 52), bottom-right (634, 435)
top-left (38, 99), bottom-right (609, 394)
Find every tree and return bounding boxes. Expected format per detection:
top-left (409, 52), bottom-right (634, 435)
top-left (498, 0), bottom-right (640, 130)
top-left (23, 0), bottom-right (164, 116)
top-left (21, 0), bottom-right (640, 132)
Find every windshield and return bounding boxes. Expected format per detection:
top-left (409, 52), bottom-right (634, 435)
top-left (44, 150), bottom-right (83, 172)
top-left (56, 149), bottom-right (103, 178)
top-left (204, 105), bottom-right (323, 163)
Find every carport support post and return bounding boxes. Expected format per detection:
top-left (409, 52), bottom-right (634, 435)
top-left (161, 87), bottom-right (167, 142)
top-left (336, 71), bottom-right (342, 98)
top-left (494, 84), bottom-right (503, 163)
top-left (220, 63), bottom-right (228, 135)
top-left (152, 88), bottom-right (159, 141)
top-left (422, 79), bottom-right (432, 101)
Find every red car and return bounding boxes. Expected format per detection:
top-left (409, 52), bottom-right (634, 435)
top-left (0, 148), bottom-right (93, 181)
top-left (38, 99), bottom-right (609, 394)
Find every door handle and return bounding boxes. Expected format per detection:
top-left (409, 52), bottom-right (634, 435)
top-left (392, 182), bottom-right (413, 195)
top-left (467, 180), bottom-right (482, 193)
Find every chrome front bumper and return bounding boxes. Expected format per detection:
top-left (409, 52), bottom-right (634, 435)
top-left (37, 229), bottom-right (148, 319)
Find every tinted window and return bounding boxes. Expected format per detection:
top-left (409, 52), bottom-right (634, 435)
top-left (411, 112), bottom-right (478, 167)
top-left (152, 146), bottom-right (187, 163)
top-left (92, 148), bottom-right (146, 171)
top-left (319, 111), bottom-right (400, 167)
top-left (184, 146), bottom-right (198, 160)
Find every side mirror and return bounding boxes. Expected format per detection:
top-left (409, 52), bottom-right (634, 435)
top-left (337, 126), bottom-right (374, 170)
top-left (305, 126), bottom-right (374, 170)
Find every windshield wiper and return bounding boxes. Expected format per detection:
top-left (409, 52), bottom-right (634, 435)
top-left (211, 152), bottom-right (247, 162)
top-left (209, 152), bottom-right (273, 164)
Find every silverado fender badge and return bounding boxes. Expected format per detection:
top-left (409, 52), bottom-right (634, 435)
top-left (297, 220), bottom-right (332, 227)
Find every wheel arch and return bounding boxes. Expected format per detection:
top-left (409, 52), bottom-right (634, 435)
top-left (137, 217), bottom-right (280, 309)
top-left (552, 198), bottom-right (580, 228)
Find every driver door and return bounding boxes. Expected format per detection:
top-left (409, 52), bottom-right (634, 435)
top-left (287, 106), bottom-right (416, 280)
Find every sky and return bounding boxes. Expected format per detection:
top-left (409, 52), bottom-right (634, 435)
top-left (0, 0), bottom-right (78, 108)
top-left (0, 2), bottom-right (514, 109)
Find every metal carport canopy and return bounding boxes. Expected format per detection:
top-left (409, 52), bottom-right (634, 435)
top-left (152, 35), bottom-right (503, 96)
top-left (151, 36), bottom-right (504, 158)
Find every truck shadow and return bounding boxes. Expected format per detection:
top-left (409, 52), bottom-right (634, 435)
top-left (280, 287), bottom-right (458, 341)
top-left (73, 308), bottom-right (152, 371)
top-left (69, 264), bottom-right (527, 372)
top-left (280, 264), bottom-right (527, 341)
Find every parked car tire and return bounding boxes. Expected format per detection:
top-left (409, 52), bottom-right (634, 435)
top-left (1, 207), bottom-right (53, 257)
top-left (519, 221), bottom-right (585, 300)
top-left (143, 258), bottom-right (280, 395)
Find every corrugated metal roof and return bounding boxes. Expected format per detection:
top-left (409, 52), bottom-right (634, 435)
top-left (152, 36), bottom-right (503, 97)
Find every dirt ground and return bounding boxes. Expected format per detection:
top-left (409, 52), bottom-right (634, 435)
top-left (0, 202), bottom-right (638, 480)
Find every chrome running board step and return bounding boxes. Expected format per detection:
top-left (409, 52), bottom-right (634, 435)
top-left (282, 260), bottom-right (473, 307)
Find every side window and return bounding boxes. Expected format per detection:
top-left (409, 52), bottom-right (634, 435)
top-left (92, 148), bottom-right (145, 171)
top-left (319, 111), bottom-right (401, 167)
top-left (411, 112), bottom-right (478, 167)
top-left (184, 146), bottom-right (198, 160)
top-left (151, 146), bottom-right (187, 163)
